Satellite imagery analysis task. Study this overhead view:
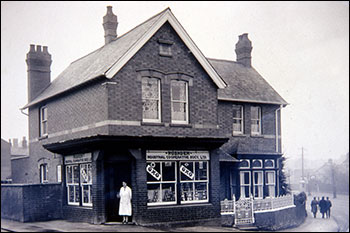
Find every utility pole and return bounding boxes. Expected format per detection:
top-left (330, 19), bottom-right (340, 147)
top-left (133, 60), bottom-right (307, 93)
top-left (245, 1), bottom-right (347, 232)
top-left (329, 159), bottom-right (337, 198)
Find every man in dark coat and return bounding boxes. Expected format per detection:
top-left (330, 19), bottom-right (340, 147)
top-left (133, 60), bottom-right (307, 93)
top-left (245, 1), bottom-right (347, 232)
top-left (326, 197), bottom-right (332, 218)
top-left (311, 197), bottom-right (318, 218)
top-left (318, 196), bottom-right (327, 218)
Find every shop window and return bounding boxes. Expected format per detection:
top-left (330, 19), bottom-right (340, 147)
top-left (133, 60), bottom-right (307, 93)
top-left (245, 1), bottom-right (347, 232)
top-left (233, 105), bottom-right (244, 134)
top-left (142, 77), bottom-right (161, 122)
top-left (40, 163), bottom-right (48, 183)
top-left (80, 163), bottom-right (93, 207)
top-left (180, 161), bottom-right (208, 204)
top-left (240, 171), bottom-right (251, 198)
top-left (39, 106), bottom-right (48, 137)
top-left (66, 165), bottom-right (80, 206)
top-left (265, 171), bottom-right (276, 197)
top-left (147, 161), bottom-right (177, 206)
top-left (253, 171), bottom-right (263, 199)
top-left (251, 106), bottom-right (261, 135)
top-left (171, 80), bottom-right (189, 124)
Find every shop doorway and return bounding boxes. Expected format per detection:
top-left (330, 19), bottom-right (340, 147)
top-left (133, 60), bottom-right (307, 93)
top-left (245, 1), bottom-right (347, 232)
top-left (105, 161), bottom-right (132, 222)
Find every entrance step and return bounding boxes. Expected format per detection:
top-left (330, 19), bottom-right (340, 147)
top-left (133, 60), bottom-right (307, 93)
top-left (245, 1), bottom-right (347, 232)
top-left (234, 224), bottom-right (258, 231)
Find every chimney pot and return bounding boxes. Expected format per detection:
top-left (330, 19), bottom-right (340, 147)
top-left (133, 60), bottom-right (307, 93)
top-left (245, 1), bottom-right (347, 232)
top-left (36, 45), bottom-right (42, 52)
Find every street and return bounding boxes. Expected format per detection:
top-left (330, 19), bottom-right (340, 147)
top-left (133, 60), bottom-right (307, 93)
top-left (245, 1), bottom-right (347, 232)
top-left (307, 192), bottom-right (349, 232)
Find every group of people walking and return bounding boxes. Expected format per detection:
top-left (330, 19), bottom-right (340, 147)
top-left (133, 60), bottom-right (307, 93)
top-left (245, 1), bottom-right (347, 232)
top-left (310, 196), bottom-right (332, 219)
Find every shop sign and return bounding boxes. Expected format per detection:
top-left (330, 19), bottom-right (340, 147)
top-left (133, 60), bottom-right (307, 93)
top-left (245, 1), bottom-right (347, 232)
top-left (146, 164), bottom-right (161, 180)
top-left (146, 150), bottom-right (209, 161)
top-left (65, 153), bottom-right (92, 165)
top-left (180, 165), bottom-right (194, 179)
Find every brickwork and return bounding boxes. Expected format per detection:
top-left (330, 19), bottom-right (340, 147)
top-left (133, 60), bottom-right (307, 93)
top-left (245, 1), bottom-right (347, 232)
top-left (1, 183), bottom-right (62, 222)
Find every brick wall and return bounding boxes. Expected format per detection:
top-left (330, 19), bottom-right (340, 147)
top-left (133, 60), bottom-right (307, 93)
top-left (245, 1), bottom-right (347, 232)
top-left (1, 183), bottom-right (62, 222)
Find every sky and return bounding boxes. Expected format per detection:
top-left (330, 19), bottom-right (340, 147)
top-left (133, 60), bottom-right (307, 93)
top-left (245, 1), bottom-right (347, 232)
top-left (1, 1), bottom-right (349, 166)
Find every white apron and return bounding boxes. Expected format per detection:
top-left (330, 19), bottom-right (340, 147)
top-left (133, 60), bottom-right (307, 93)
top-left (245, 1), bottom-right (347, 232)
top-left (118, 186), bottom-right (132, 216)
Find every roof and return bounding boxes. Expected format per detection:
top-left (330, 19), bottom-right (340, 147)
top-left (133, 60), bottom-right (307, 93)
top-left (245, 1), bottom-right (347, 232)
top-left (208, 58), bottom-right (288, 106)
top-left (22, 8), bottom-right (226, 109)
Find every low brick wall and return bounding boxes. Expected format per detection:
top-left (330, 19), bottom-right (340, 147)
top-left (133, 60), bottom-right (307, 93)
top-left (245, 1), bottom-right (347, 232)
top-left (1, 183), bottom-right (63, 222)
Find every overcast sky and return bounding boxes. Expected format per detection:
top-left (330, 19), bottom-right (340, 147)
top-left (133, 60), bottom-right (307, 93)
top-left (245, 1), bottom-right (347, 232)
top-left (1, 1), bottom-right (349, 164)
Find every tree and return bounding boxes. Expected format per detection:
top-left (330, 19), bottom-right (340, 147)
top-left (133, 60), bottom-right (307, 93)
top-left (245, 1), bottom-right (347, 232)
top-left (279, 156), bottom-right (291, 195)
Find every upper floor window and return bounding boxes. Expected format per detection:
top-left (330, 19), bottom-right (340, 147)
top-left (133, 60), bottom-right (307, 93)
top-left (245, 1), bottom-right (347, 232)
top-left (158, 39), bottom-right (173, 57)
top-left (40, 163), bottom-right (48, 183)
top-left (142, 77), bottom-right (161, 122)
top-left (171, 80), bottom-right (188, 124)
top-left (40, 106), bottom-right (48, 137)
top-left (233, 105), bottom-right (244, 134)
top-left (251, 106), bottom-right (261, 135)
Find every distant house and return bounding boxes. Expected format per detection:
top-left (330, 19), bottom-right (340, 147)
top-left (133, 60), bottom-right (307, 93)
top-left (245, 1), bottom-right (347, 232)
top-left (1, 139), bottom-right (12, 183)
top-left (10, 137), bottom-right (30, 183)
top-left (19, 6), bottom-right (287, 225)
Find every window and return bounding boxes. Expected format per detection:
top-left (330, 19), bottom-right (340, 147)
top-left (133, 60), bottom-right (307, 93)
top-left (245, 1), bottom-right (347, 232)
top-left (264, 159), bottom-right (275, 168)
top-left (66, 165), bottom-right (80, 206)
top-left (171, 80), bottom-right (188, 124)
top-left (265, 171), bottom-right (276, 197)
top-left (40, 106), bottom-right (48, 137)
top-left (233, 105), bottom-right (244, 134)
top-left (147, 161), bottom-right (177, 206)
top-left (159, 43), bottom-right (172, 56)
top-left (142, 77), bottom-right (161, 122)
top-left (239, 159), bottom-right (250, 169)
top-left (57, 165), bottom-right (62, 183)
top-left (240, 171), bottom-right (251, 198)
top-left (80, 164), bottom-right (92, 206)
top-left (253, 171), bottom-right (263, 199)
top-left (40, 163), bottom-right (48, 183)
top-left (252, 159), bottom-right (263, 169)
top-left (180, 161), bottom-right (209, 204)
top-left (251, 106), bottom-right (261, 135)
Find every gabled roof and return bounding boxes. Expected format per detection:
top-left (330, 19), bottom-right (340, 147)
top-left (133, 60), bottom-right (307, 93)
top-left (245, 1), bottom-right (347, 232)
top-left (22, 8), bottom-right (226, 109)
top-left (208, 58), bottom-right (288, 106)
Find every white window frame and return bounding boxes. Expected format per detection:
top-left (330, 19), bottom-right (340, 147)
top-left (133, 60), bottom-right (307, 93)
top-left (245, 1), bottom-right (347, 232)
top-left (239, 159), bottom-right (250, 169)
top-left (240, 171), bottom-right (251, 199)
top-left (253, 171), bottom-right (263, 199)
top-left (251, 106), bottom-right (261, 135)
top-left (180, 161), bottom-right (209, 204)
top-left (40, 106), bottom-right (48, 137)
top-left (265, 171), bottom-right (276, 198)
top-left (66, 165), bottom-right (80, 206)
top-left (171, 80), bottom-right (189, 124)
top-left (40, 163), bottom-right (48, 183)
top-left (233, 105), bottom-right (244, 134)
top-left (264, 159), bottom-right (275, 168)
top-left (57, 165), bottom-right (62, 183)
top-left (80, 163), bottom-right (93, 207)
top-left (142, 77), bottom-right (161, 123)
top-left (252, 159), bottom-right (263, 169)
top-left (159, 43), bottom-right (172, 56)
top-left (147, 161), bottom-right (177, 206)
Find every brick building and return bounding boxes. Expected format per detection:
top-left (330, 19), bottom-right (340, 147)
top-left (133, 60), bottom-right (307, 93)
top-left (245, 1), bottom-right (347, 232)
top-left (19, 7), bottom-right (287, 225)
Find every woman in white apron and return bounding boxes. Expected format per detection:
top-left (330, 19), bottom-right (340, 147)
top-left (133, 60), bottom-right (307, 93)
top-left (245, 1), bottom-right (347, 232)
top-left (118, 182), bottom-right (132, 224)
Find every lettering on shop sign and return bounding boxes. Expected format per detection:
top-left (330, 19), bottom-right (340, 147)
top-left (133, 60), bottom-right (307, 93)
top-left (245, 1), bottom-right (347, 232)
top-left (146, 165), bottom-right (161, 180)
top-left (146, 150), bottom-right (210, 160)
top-left (65, 153), bottom-right (92, 165)
top-left (180, 165), bottom-right (194, 179)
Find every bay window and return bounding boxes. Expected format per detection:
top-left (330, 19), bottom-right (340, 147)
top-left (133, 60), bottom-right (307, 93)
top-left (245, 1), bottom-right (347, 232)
top-left (265, 171), bottom-right (276, 197)
top-left (240, 171), bottom-right (251, 198)
top-left (253, 171), bottom-right (263, 199)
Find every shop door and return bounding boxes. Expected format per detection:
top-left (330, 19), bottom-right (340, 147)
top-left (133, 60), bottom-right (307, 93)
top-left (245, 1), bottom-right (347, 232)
top-left (105, 161), bottom-right (132, 222)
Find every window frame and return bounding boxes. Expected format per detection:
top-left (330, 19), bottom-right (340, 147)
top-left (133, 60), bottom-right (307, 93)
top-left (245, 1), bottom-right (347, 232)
top-left (39, 106), bottom-right (48, 137)
top-left (251, 106), bottom-right (261, 135)
top-left (142, 77), bottom-right (161, 123)
top-left (80, 163), bottom-right (93, 207)
top-left (265, 171), bottom-right (276, 198)
top-left (170, 80), bottom-right (189, 124)
top-left (40, 163), bottom-right (48, 183)
top-left (57, 165), bottom-right (62, 183)
top-left (253, 171), bottom-right (264, 199)
top-left (66, 164), bottom-right (80, 206)
top-left (233, 105), bottom-right (244, 135)
top-left (240, 171), bottom-right (251, 199)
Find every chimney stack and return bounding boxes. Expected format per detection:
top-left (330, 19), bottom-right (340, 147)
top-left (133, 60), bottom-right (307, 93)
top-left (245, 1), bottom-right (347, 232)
top-left (235, 33), bottom-right (253, 67)
top-left (13, 138), bottom-right (18, 148)
top-left (103, 6), bottom-right (118, 45)
top-left (26, 44), bottom-right (52, 102)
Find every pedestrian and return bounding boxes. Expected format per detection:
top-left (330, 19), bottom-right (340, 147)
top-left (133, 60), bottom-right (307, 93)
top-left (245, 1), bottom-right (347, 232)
top-left (311, 197), bottom-right (318, 218)
top-left (326, 197), bottom-right (332, 218)
top-left (118, 181), bottom-right (132, 224)
top-left (318, 196), bottom-right (327, 219)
